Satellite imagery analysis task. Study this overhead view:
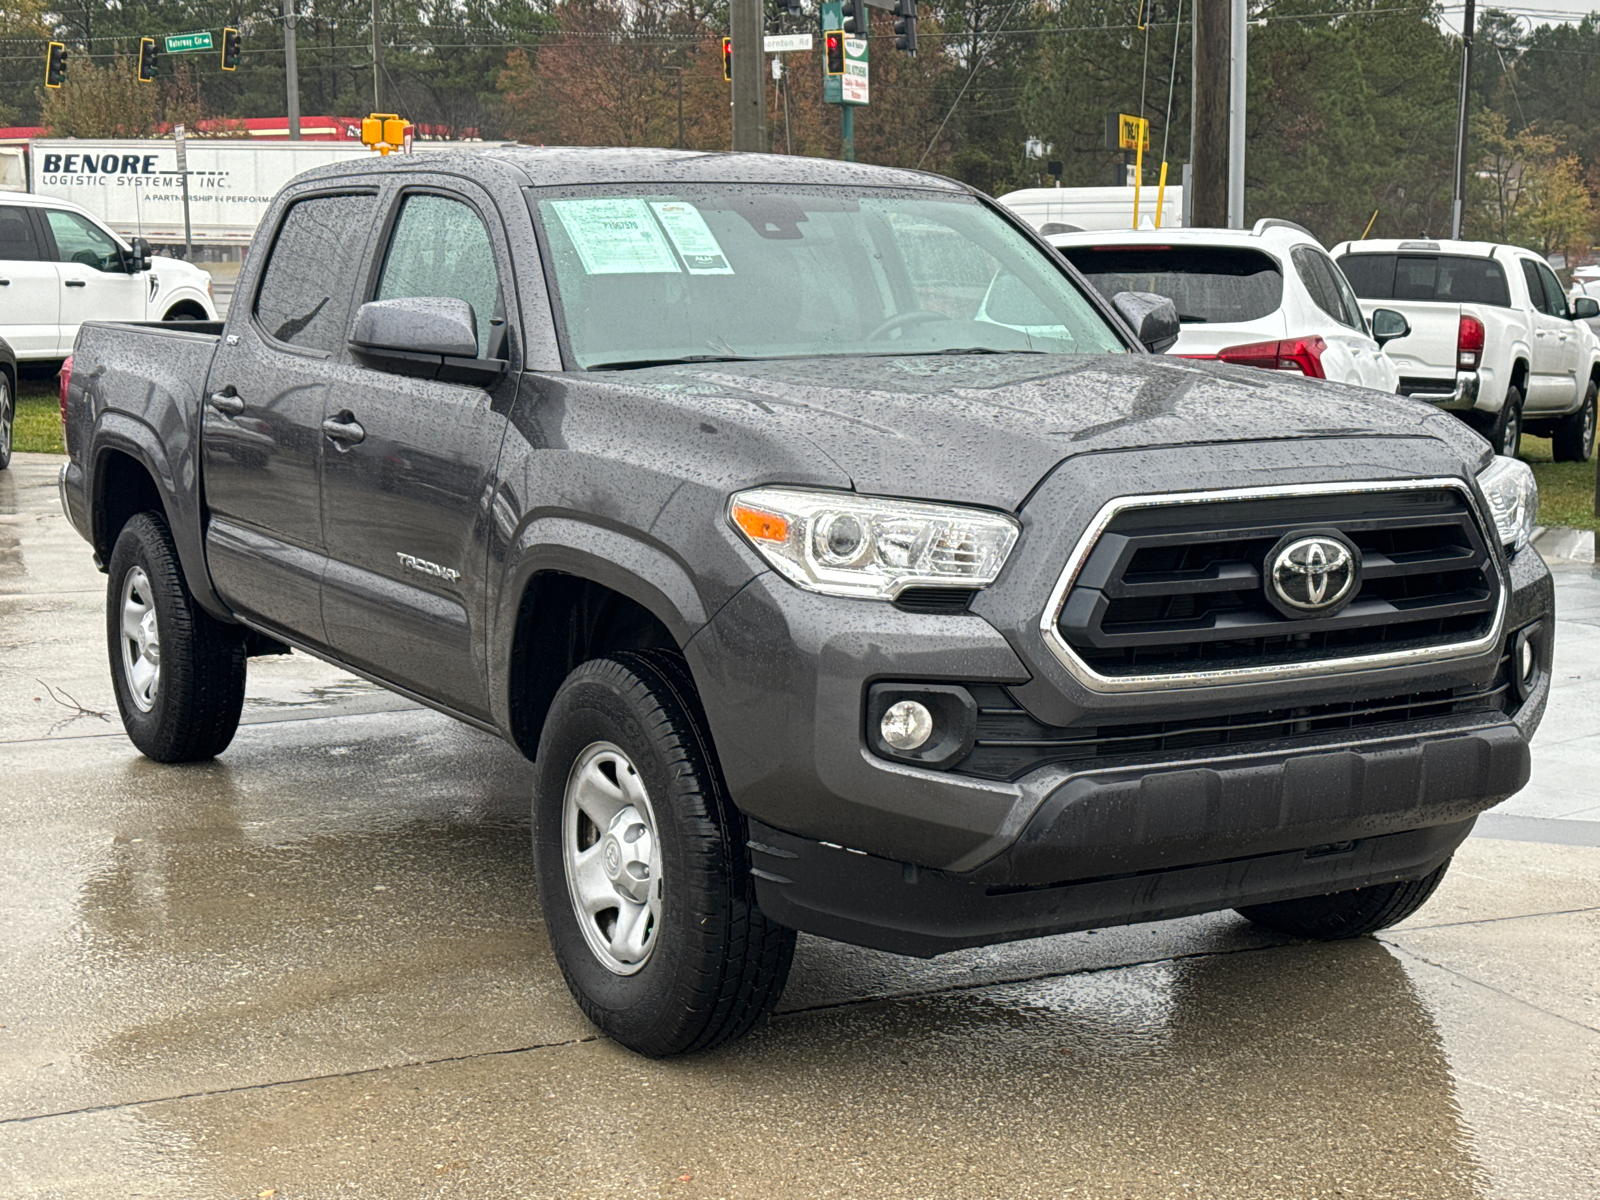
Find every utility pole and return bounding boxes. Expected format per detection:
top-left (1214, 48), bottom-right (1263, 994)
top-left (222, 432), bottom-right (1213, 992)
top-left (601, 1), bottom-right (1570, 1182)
top-left (1227, 0), bottom-right (1246, 228)
top-left (730, 0), bottom-right (766, 152)
top-left (283, 0), bottom-right (301, 140)
top-left (1451, 0), bottom-right (1477, 238)
top-left (1190, 0), bottom-right (1230, 227)
top-left (371, 0), bottom-right (384, 112)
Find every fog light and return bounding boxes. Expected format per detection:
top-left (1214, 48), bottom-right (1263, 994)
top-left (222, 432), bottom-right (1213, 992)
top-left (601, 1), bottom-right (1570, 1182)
top-left (880, 700), bottom-right (934, 750)
top-left (1512, 626), bottom-right (1539, 702)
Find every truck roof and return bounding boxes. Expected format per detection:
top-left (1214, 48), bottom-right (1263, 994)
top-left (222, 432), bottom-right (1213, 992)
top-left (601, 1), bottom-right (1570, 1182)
top-left (1334, 238), bottom-right (1503, 258)
top-left (293, 146), bottom-right (968, 193)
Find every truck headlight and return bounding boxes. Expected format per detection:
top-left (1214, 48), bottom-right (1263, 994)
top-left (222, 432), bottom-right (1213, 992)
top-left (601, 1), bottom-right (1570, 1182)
top-left (728, 487), bottom-right (1020, 600)
top-left (1476, 456), bottom-right (1539, 551)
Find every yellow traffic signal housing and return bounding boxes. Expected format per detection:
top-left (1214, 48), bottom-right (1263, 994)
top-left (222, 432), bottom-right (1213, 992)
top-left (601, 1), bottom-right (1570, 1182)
top-left (221, 27), bottom-right (241, 71)
top-left (722, 36), bottom-right (732, 82)
top-left (137, 37), bottom-right (157, 83)
top-left (44, 41), bottom-right (67, 89)
top-left (361, 113), bottom-right (410, 156)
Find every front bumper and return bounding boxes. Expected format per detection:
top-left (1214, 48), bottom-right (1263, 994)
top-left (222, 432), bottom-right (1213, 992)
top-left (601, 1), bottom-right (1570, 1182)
top-left (747, 815), bottom-right (1476, 958)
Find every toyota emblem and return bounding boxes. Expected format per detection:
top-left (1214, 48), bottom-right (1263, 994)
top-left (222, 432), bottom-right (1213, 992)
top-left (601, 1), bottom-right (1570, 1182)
top-left (1266, 534), bottom-right (1360, 616)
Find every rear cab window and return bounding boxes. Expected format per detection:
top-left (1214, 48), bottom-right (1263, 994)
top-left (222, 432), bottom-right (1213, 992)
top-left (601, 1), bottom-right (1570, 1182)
top-left (1336, 253), bottom-right (1511, 307)
top-left (1056, 245), bottom-right (1283, 325)
top-left (254, 192), bottom-right (379, 353)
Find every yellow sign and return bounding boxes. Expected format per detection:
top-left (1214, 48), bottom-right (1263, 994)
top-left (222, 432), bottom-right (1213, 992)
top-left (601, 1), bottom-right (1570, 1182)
top-left (360, 112), bottom-right (412, 156)
top-left (1118, 113), bottom-right (1150, 153)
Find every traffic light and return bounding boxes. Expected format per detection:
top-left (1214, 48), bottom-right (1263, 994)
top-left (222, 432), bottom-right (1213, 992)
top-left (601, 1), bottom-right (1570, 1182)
top-left (784, 0), bottom-right (802, 13)
top-left (137, 37), bottom-right (157, 83)
top-left (767, 14), bottom-right (781, 36)
top-left (841, 0), bottom-right (864, 35)
top-left (824, 30), bottom-right (844, 75)
top-left (722, 35), bottom-right (732, 82)
top-left (894, 0), bottom-right (918, 55)
top-left (221, 27), bottom-right (241, 71)
top-left (44, 41), bottom-right (66, 89)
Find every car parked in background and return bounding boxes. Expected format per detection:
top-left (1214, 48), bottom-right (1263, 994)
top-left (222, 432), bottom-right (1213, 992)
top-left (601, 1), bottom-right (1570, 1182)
top-left (0, 193), bottom-right (216, 363)
top-left (1050, 221), bottom-right (1407, 393)
top-left (1332, 238), bottom-right (1600, 461)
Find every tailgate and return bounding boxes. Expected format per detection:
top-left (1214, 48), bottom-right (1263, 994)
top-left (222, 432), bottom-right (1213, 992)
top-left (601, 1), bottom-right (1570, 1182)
top-left (1358, 299), bottom-right (1459, 379)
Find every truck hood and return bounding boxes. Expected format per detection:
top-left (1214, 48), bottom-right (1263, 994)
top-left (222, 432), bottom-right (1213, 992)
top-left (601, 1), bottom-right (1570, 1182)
top-left (611, 353), bottom-right (1487, 510)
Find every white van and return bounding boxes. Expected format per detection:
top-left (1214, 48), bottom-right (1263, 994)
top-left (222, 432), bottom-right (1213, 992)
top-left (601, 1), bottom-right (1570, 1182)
top-left (0, 192), bottom-right (215, 362)
top-left (996, 185), bottom-right (1185, 234)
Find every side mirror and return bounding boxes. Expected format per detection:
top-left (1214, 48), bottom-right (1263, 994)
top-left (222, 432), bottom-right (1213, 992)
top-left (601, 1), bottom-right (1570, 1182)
top-left (349, 296), bottom-right (508, 386)
top-left (1574, 296), bottom-right (1599, 320)
top-left (126, 236), bottom-right (152, 273)
top-left (1370, 308), bottom-right (1411, 347)
top-left (1112, 290), bottom-right (1181, 354)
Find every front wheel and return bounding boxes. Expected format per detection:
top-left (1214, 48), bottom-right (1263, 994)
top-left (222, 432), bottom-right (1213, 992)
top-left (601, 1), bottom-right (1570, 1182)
top-left (106, 512), bottom-right (247, 762)
top-left (1235, 859), bottom-right (1451, 939)
top-left (532, 650), bottom-right (795, 1057)
top-left (1552, 380), bottom-right (1597, 463)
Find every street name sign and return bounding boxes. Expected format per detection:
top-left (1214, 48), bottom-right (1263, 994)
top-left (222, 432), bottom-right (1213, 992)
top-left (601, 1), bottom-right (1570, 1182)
top-left (164, 31), bottom-right (214, 54)
top-left (764, 34), bottom-right (813, 52)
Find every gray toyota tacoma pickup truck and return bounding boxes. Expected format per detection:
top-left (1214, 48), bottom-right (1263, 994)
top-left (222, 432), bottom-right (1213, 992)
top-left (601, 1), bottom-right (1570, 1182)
top-left (59, 148), bottom-right (1551, 1057)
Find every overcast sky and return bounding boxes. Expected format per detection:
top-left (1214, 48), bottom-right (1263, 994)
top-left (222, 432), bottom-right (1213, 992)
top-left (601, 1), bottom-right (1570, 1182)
top-left (1435, 2), bottom-right (1600, 37)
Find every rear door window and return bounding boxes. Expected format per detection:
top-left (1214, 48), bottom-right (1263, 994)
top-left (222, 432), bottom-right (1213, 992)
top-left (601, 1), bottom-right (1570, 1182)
top-left (254, 192), bottom-right (378, 353)
top-left (1291, 246), bottom-right (1360, 328)
top-left (1520, 260), bottom-right (1550, 315)
top-left (0, 206), bottom-right (41, 260)
top-left (1339, 253), bottom-right (1510, 306)
top-left (1058, 245), bottom-right (1282, 324)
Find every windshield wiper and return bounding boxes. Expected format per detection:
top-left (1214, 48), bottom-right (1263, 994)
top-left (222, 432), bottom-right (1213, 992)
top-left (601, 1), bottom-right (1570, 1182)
top-left (587, 354), bottom-right (762, 371)
top-left (1175, 314), bottom-right (1208, 323)
top-left (933, 347), bottom-right (1048, 355)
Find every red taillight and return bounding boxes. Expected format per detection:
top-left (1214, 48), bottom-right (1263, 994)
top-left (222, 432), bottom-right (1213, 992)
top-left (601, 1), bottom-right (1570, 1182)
top-left (1457, 315), bottom-right (1485, 370)
top-left (1183, 336), bottom-right (1328, 379)
top-left (58, 354), bottom-right (72, 435)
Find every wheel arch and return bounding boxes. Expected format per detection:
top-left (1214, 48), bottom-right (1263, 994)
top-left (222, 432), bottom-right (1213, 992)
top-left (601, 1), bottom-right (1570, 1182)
top-left (89, 420), bottom-right (233, 621)
top-left (161, 300), bottom-right (211, 322)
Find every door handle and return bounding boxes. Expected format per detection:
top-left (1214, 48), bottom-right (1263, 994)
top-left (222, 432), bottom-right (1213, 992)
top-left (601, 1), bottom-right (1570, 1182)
top-left (64, 279), bottom-right (87, 288)
top-left (208, 389), bottom-right (244, 415)
top-left (322, 416), bottom-right (366, 446)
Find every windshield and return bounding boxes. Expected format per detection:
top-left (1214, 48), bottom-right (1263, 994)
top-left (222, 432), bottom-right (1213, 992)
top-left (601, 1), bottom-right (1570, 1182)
top-left (528, 185), bottom-right (1128, 369)
top-left (1056, 245), bottom-right (1283, 325)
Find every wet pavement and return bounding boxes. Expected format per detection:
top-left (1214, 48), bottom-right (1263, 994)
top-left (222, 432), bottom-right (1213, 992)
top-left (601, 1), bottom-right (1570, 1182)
top-left (3, 451), bottom-right (1598, 1199)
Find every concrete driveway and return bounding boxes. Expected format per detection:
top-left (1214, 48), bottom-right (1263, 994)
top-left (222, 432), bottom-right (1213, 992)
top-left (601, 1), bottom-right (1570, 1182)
top-left (2, 452), bottom-right (1597, 1199)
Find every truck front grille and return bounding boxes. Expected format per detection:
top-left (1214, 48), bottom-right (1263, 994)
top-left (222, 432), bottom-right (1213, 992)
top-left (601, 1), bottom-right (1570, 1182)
top-left (1045, 482), bottom-right (1501, 686)
top-left (956, 655), bottom-right (1514, 781)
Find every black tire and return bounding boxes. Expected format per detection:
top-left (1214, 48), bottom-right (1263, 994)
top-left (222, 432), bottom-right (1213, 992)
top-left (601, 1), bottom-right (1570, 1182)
top-left (1235, 859), bottom-right (1452, 939)
top-left (1552, 380), bottom-right (1597, 463)
top-left (1488, 385), bottom-right (1524, 458)
top-left (532, 649), bottom-right (795, 1057)
top-left (0, 373), bottom-right (12, 470)
top-left (106, 511), bottom-right (246, 762)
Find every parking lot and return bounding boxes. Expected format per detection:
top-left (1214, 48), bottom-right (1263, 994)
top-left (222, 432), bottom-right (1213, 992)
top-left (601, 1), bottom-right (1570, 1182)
top-left (2, 449), bottom-right (1597, 1199)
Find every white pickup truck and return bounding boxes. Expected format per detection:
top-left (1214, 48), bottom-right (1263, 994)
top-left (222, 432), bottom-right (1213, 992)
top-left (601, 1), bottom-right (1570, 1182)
top-left (1332, 238), bottom-right (1600, 461)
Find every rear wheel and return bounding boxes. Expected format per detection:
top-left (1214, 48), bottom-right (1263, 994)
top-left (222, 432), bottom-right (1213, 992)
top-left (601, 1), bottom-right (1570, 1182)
top-left (1488, 385), bottom-right (1524, 458)
top-left (0, 374), bottom-right (12, 469)
top-left (532, 650), bottom-right (795, 1057)
top-left (1235, 859), bottom-right (1451, 939)
top-left (1552, 380), bottom-right (1597, 463)
top-left (106, 511), bottom-right (247, 762)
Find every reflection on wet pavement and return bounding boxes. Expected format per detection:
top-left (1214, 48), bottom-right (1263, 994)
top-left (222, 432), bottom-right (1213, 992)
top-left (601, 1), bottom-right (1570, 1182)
top-left (3, 454), bottom-right (1598, 1198)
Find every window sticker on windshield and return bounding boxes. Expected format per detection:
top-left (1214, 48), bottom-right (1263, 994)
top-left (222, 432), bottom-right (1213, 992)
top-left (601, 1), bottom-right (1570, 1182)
top-left (649, 201), bottom-right (734, 274)
top-left (549, 198), bottom-right (680, 275)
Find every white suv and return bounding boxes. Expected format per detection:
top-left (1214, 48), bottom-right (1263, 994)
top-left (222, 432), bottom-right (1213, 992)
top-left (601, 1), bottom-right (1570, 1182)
top-left (1048, 220), bottom-right (1405, 392)
top-left (0, 193), bottom-right (216, 362)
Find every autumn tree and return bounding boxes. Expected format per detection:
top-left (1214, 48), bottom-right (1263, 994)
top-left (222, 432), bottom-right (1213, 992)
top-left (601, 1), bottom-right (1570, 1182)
top-left (1473, 110), bottom-right (1596, 262)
